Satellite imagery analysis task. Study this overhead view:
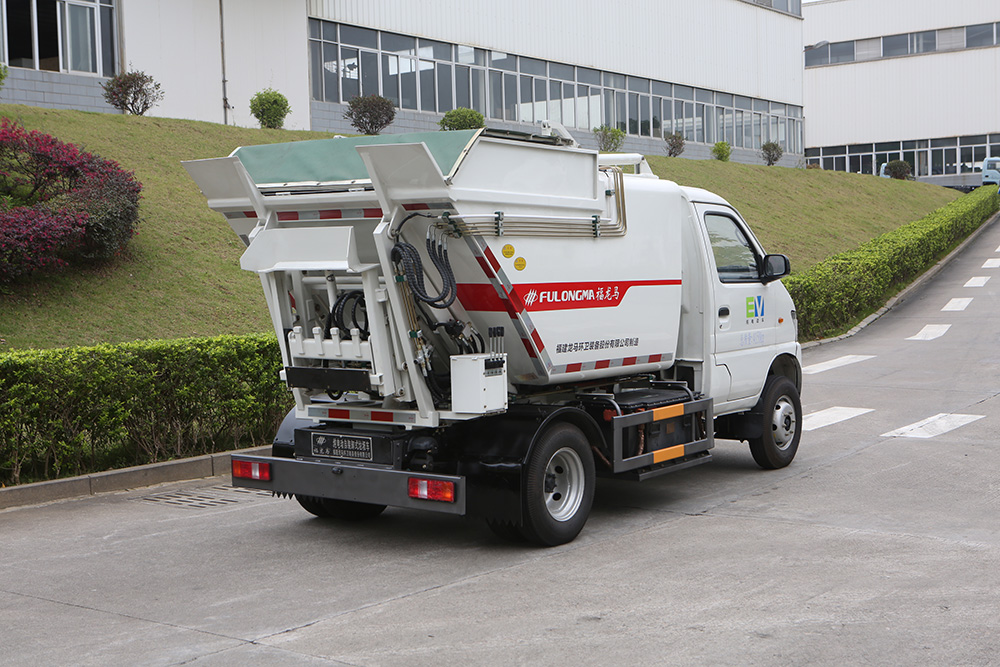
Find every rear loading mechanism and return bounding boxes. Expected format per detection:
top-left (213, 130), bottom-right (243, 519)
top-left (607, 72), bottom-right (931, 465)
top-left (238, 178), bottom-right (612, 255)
top-left (186, 126), bottom-right (802, 547)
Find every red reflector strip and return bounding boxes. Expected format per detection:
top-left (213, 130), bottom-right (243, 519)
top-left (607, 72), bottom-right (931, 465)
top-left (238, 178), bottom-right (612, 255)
top-left (242, 210), bottom-right (256, 218)
top-left (363, 208), bottom-right (383, 218)
top-left (407, 478), bottom-right (456, 502)
top-left (403, 203), bottom-right (430, 211)
top-left (232, 459), bottom-right (271, 481)
top-left (276, 211), bottom-right (298, 221)
top-left (319, 209), bottom-right (342, 219)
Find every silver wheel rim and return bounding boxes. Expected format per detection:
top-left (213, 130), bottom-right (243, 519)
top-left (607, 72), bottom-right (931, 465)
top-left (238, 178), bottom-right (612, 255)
top-left (543, 447), bottom-right (586, 522)
top-left (772, 396), bottom-right (797, 449)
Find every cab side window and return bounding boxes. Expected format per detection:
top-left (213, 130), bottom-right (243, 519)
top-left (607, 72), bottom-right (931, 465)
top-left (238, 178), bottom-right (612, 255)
top-left (705, 213), bottom-right (759, 283)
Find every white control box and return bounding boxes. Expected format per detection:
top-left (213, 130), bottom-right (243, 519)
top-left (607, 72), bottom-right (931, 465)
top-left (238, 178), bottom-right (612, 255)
top-left (450, 353), bottom-right (508, 414)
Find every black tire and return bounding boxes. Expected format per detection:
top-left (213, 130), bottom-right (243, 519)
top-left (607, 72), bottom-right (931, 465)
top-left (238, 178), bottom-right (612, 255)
top-left (521, 423), bottom-right (595, 547)
top-left (295, 494), bottom-right (387, 521)
top-left (748, 375), bottom-right (801, 469)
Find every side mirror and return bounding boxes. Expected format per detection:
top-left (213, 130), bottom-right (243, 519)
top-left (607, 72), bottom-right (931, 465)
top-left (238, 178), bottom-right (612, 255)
top-left (761, 254), bottom-right (791, 283)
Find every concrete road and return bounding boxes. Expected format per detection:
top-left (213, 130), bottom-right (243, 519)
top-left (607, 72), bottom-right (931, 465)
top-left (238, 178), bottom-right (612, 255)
top-left (3, 220), bottom-right (1000, 666)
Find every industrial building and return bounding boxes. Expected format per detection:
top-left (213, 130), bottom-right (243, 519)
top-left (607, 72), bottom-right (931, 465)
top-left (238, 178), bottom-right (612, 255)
top-left (803, 0), bottom-right (1000, 187)
top-left (1, 0), bottom-right (805, 163)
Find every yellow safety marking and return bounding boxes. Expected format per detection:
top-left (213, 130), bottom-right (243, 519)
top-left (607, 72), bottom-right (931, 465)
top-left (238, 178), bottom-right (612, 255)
top-left (514, 257), bottom-right (527, 271)
top-left (652, 404), bottom-right (684, 421)
top-left (502, 244), bottom-right (515, 258)
top-left (653, 445), bottom-right (685, 463)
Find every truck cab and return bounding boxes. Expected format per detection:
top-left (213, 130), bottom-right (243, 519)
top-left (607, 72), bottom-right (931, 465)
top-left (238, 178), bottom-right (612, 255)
top-left (983, 157), bottom-right (1000, 187)
top-left (186, 127), bottom-right (802, 546)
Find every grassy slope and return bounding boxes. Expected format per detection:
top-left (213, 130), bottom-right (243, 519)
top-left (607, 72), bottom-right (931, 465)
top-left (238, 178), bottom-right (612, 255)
top-left (645, 156), bottom-right (959, 268)
top-left (0, 105), bottom-right (959, 350)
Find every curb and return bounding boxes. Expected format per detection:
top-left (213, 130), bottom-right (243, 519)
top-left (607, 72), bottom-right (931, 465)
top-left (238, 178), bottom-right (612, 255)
top-left (0, 445), bottom-right (270, 511)
top-left (802, 208), bottom-right (1000, 349)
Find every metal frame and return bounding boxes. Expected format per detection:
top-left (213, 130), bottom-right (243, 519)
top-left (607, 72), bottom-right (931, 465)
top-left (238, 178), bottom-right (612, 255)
top-left (610, 396), bottom-right (714, 474)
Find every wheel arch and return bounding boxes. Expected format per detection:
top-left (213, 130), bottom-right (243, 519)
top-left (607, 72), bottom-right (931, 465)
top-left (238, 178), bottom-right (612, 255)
top-left (768, 352), bottom-right (802, 393)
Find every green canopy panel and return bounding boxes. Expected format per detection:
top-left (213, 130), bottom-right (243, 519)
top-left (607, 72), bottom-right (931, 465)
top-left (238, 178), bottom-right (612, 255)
top-left (231, 129), bottom-right (482, 186)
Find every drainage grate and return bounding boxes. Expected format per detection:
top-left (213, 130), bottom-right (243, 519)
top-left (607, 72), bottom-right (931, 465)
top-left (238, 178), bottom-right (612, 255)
top-left (139, 485), bottom-right (275, 510)
top-left (210, 485), bottom-right (273, 498)
top-left (141, 490), bottom-right (243, 509)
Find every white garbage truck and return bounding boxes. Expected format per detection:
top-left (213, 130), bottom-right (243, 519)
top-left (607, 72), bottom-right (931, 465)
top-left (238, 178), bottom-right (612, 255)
top-left (184, 125), bottom-right (802, 546)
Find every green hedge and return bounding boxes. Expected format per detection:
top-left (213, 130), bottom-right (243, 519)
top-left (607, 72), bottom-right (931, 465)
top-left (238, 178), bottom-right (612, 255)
top-left (0, 334), bottom-right (291, 486)
top-left (785, 185), bottom-right (1000, 340)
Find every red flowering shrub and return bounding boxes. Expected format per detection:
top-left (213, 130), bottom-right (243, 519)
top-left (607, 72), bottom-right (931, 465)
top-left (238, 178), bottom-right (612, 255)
top-left (0, 118), bottom-right (142, 279)
top-left (0, 207), bottom-right (87, 281)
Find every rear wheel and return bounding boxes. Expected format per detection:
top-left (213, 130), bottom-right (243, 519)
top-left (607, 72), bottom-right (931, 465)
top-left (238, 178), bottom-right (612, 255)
top-left (748, 375), bottom-right (801, 469)
top-left (295, 495), bottom-right (386, 521)
top-left (521, 423), bottom-right (595, 547)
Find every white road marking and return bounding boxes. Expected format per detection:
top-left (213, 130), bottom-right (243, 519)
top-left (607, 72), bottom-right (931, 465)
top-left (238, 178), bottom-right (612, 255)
top-left (802, 354), bottom-right (876, 375)
top-left (964, 276), bottom-right (990, 287)
top-left (881, 413), bottom-right (985, 439)
top-left (906, 324), bottom-right (951, 341)
top-left (983, 258), bottom-right (1000, 269)
top-left (803, 407), bottom-right (874, 431)
top-left (941, 298), bottom-right (973, 311)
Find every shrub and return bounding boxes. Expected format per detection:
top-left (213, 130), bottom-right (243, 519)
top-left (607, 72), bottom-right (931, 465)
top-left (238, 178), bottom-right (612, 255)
top-left (0, 119), bottom-right (142, 277)
top-left (593, 125), bottom-right (625, 152)
top-left (249, 88), bottom-right (292, 129)
top-left (101, 69), bottom-right (164, 115)
top-left (440, 107), bottom-right (485, 131)
top-left (0, 334), bottom-right (292, 486)
top-left (344, 94), bottom-right (396, 135)
top-left (806, 163), bottom-right (822, 170)
top-left (761, 141), bottom-right (783, 166)
top-left (885, 159), bottom-right (912, 180)
top-left (0, 63), bottom-right (8, 96)
top-left (711, 141), bottom-right (731, 162)
top-left (666, 132), bottom-right (685, 157)
top-left (784, 185), bottom-right (1000, 340)
top-left (57, 153), bottom-right (143, 260)
top-left (0, 207), bottom-right (87, 282)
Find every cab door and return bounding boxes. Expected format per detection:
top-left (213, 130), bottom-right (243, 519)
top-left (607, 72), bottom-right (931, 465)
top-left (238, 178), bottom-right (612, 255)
top-left (697, 205), bottom-right (778, 403)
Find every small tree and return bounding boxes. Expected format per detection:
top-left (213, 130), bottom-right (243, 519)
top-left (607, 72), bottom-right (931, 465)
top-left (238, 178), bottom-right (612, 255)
top-left (439, 107), bottom-right (485, 131)
top-left (711, 141), bottom-right (732, 162)
top-left (760, 141), bottom-right (783, 166)
top-left (592, 125), bottom-right (625, 152)
top-left (885, 159), bottom-right (912, 180)
top-left (666, 132), bottom-right (685, 157)
top-left (344, 95), bottom-right (396, 135)
top-left (249, 88), bottom-right (292, 129)
top-left (101, 69), bottom-right (164, 115)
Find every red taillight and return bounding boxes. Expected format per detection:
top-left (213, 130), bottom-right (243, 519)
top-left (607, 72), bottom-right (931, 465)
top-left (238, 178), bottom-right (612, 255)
top-left (407, 477), bottom-right (455, 503)
top-left (232, 459), bottom-right (271, 481)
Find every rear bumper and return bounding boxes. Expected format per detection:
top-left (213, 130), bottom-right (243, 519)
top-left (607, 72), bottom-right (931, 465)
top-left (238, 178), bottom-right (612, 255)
top-left (231, 455), bottom-right (467, 515)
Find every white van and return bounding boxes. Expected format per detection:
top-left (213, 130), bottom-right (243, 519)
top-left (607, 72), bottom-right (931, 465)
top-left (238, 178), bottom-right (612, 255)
top-left (982, 157), bottom-right (1000, 187)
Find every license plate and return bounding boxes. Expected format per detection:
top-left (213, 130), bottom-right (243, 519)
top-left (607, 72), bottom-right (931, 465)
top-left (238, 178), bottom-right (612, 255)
top-left (310, 432), bottom-right (373, 461)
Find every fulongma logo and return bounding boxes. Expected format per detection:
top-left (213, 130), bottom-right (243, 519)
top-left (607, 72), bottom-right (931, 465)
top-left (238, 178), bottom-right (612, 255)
top-left (523, 289), bottom-right (539, 307)
top-left (746, 295), bottom-right (765, 320)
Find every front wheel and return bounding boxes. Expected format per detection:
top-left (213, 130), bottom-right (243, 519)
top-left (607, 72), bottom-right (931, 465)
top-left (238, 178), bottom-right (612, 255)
top-left (748, 375), bottom-right (801, 469)
top-left (521, 423), bottom-right (595, 547)
top-left (295, 495), bottom-right (387, 521)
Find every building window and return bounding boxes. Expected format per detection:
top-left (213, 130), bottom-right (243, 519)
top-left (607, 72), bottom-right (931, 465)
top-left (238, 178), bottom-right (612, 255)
top-left (966, 23), bottom-right (995, 48)
top-left (909, 30), bottom-right (936, 54)
top-left (829, 40), bottom-right (855, 64)
top-left (2, 0), bottom-right (116, 76)
top-left (306, 19), bottom-right (804, 155)
top-left (882, 33), bottom-right (909, 57)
